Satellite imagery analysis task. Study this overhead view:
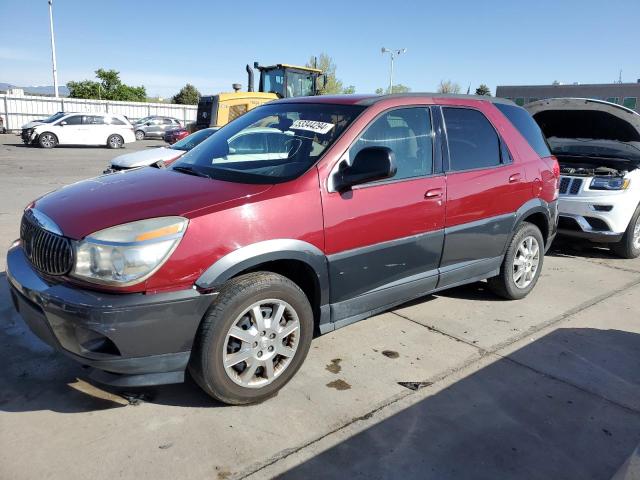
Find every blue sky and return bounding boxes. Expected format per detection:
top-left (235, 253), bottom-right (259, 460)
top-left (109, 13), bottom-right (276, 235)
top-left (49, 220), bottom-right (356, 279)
top-left (1, 0), bottom-right (638, 98)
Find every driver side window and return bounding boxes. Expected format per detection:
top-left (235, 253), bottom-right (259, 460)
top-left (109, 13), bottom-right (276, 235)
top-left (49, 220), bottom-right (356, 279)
top-left (61, 115), bottom-right (83, 125)
top-left (349, 107), bottom-right (433, 182)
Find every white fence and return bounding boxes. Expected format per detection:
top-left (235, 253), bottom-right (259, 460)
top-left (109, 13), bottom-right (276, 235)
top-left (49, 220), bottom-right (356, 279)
top-left (0, 94), bottom-right (198, 131)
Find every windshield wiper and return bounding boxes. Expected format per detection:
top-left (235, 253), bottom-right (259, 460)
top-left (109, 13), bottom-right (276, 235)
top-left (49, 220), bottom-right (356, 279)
top-left (172, 165), bottom-right (210, 178)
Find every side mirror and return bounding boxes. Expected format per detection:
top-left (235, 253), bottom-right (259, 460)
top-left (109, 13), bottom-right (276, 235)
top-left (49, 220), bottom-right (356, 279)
top-left (145, 122), bottom-right (152, 126)
top-left (60, 121), bottom-right (67, 126)
top-left (333, 147), bottom-right (396, 192)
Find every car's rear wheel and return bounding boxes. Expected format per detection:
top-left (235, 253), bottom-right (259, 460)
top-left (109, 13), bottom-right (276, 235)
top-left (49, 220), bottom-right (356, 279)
top-left (611, 204), bottom-right (640, 259)
top-left (107, 134), bottom-right (124, 149)
top-left (189, 272), bottom-right (313, 405)
top-left (38, 132), bottom-right (57, 148)
top-left (135, 130), bottom-right (145, 141)
top-left (488, 222), bottom-right (544, 300)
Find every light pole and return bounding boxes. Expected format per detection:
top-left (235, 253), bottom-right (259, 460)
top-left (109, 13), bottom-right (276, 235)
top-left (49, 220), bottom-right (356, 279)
top-left (48, 0), bottom-right (59, 98)
top-left (381, 47), bottom-right (406, 94)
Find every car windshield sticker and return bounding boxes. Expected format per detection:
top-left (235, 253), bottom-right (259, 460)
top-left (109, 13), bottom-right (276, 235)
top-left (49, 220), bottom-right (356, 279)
top-left (290, 120), bottom-right (335, 135)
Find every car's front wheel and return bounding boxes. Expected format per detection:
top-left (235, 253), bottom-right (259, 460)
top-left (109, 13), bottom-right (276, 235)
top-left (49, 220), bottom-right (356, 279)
top-left (135, 130), bottom-right (145, 141)
top-left (107, 134), bottom-right (124, 149)
top-left (611, 204), bottom-right (640, 259)
top-left (189, 272), bottom-right (313, 405)
top-left (38, 132), bottom-right (57, 148)
top-left (488, 222), bottom-right (544, 300)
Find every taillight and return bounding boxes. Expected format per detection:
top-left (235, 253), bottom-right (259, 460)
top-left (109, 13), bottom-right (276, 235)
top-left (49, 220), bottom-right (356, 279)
top-left (551, 156), bottom-right (560, 178)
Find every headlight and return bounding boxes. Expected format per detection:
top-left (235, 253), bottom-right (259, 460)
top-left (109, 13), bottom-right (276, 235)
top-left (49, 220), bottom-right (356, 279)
top-left (590, 177), bottom-right (630, 191)
top-left (72, 216), bottom-right (188, 286)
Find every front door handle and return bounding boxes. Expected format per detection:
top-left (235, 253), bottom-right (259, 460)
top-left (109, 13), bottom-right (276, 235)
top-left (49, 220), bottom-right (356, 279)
top-left (509, 173), bottom-right (521, 183)
top-left (424, 188), bottom-right (443, 199)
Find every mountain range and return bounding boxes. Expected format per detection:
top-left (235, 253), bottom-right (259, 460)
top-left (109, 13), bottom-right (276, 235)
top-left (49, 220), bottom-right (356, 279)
top-left (0, 82), bottom-right (70, 96)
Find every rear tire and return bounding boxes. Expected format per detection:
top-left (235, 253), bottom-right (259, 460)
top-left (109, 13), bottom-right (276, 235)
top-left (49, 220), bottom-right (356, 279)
top-left (488, 222), bottom-right (545, 300)
top-left (38, 132), bottom-right (57, 148)
top-left (189, 272), bottom-right (313, 405)
top-left (611, 204), bottom-right (640, 259)
top-left (107, 134), bottom-right (124, 149)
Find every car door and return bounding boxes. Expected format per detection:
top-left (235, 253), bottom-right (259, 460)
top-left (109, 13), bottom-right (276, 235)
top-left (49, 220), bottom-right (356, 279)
top-left (438, 105), bottom-right (530, 287)
top-left (54, 114), bottom-right (84, 144)
top-left (146, 118), bottom-right (163, 137)
top-left (321, 106), bottom-right (446, 322)
top-left (84, 115), bottom-right (107, 144)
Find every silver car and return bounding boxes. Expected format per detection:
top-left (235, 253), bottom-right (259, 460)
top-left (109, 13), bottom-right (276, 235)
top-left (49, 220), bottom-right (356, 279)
top-left (133, 116), bottom-right (182, 140)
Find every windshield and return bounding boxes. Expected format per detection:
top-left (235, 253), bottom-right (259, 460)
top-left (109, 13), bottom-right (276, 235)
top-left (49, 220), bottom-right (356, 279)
top-left (172, 103), bottom-right (365, 184)
top-left (42, 112), bottom-right (66, 123)
top-left (170, 128), bottom-right (217, 151)
top-left (287, 71), bottom-right (315, 97)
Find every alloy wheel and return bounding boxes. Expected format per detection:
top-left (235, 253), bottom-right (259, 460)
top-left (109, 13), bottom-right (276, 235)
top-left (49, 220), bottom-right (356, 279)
top-left (512, 235), bottom-right (540, 289)
top-left (109, 136), bottom-right (123, 148)
top-left (633, 216), bottom-right (640, 250)
top-left (223, 299), bottom-right (300, 389)
top-left (41, 134), bottom-right (55, 148)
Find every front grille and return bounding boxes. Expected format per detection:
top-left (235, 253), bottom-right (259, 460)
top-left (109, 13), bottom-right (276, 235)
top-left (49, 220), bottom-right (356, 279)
top-left (569, 178), bottom-right (583, 194)
top-left (559, 177), bottom-right (583, 195)
top-left (20, 212), bottom-right (73, 276)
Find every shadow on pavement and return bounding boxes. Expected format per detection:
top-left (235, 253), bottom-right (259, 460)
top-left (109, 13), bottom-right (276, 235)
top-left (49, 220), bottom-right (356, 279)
top-left (278, 327), bottom-right (640, 480)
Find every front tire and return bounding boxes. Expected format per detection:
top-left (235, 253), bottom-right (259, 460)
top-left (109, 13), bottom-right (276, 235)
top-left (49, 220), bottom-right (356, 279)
top-left (38, 132), bottom-right (57, 148)
top-left (135, 130), bottom-right (145, 141)
top-left (611, 204), bottom-right (640, 259)
top-left (189, 272), bottom-right (313, 405)
top-left (107, 134), bottom-right (124, 149)
top-left (488, 222), bottom-right (544, 300)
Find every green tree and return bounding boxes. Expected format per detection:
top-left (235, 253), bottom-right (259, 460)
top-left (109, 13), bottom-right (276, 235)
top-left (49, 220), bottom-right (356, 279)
top-left (475, 84), bottom-right (491, 96)
top-left (306, 53), bottom-right (354, 94)
top-left (67, 69), bottom-right (146, 102)
top-left (437, 79), bottom-right (461, 94)
top-left (375, 84), bottom-right (411, 94)
top-left (172, 83), bottom-right (201, 105)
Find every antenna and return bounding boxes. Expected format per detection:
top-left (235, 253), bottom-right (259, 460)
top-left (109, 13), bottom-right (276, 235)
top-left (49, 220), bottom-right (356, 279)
top-left (618, 69), bottom-right (623, 83)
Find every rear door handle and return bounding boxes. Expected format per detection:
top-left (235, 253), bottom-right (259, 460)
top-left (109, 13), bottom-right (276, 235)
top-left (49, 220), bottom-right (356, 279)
top-left (509, 173), bottom-right (521, 183)
top-left (424, 188), bottom-right (443, 199)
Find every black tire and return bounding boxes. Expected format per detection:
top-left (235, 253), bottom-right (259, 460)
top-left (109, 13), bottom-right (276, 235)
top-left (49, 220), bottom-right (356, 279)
top-left (610, 204), bottom-right (640, 259)
top-left (488, 222), bottom-right (545, 300)
top-left (107, 134), bottom-right (124, 149)
top-left (38, 132), bottom-right (57, 148)
top-left (189, 272), bottom-right (314, 405)
top-left (135, 130), bottom-right (145, 141)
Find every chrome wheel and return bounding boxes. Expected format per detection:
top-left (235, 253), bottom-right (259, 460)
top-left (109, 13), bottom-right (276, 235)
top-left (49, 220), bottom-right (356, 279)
top-left (223, 299), bottom-right (300, 389)
top-left (633, 216), bottom-right (640, 250)
top-left (512, 235), bottom-right (540, 289)
top-left (135, 130), bottom-right (144, 140)
top-left (109, 135), bottom-right (123, 148)
top-left (40, 133), bottom-right (55, 148)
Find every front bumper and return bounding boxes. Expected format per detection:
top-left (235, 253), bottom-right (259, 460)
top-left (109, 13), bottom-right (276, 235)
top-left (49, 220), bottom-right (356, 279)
top-left (6, 244), bottom-right (216, 386)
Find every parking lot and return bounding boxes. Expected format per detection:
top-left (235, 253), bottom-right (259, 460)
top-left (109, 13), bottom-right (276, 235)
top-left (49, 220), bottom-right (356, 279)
top-left (1, 133), bottom-right (639, 479)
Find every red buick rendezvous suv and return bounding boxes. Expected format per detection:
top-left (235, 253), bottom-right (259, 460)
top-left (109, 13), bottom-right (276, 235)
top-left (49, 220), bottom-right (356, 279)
top-left (7, 94), bottom-right (559, 404)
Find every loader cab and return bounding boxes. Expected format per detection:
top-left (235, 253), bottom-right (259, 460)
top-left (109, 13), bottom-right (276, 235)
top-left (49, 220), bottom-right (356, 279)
top-left (256, 63), bottom-right (325, 98)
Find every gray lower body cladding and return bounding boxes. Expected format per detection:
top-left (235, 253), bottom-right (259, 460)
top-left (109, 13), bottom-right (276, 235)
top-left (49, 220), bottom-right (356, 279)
top-left (6, 245), bottom-right (216, 386)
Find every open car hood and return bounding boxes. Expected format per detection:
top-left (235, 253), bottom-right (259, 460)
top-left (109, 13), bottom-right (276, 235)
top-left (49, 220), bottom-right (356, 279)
top-left (526, 98), bottom-right (640, 167)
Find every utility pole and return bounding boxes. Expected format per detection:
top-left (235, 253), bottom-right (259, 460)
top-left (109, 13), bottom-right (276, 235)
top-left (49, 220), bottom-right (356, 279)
top-left (381, 47), bottom-right (407, 94)
top-left (48, 0), bottom-right (59, 98)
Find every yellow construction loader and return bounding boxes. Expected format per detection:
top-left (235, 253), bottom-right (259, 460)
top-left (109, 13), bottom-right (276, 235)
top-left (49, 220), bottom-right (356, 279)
top-left (195, 62), bottom-right (325, 130)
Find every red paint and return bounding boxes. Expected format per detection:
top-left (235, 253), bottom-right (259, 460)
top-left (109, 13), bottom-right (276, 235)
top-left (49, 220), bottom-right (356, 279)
top-left (31, 95), bottom-right (556, 294)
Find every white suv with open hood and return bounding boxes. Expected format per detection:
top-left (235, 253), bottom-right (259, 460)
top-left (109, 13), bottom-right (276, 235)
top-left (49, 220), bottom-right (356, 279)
top-left (527, 98), bottom-right (640, 258)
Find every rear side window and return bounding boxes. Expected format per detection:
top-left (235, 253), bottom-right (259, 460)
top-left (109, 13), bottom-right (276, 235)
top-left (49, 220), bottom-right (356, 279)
top-left (163, 118), bottom-right (173, 125)
top-left (443, 108), bottom-right (500, 171)
top-left (84, 116), bottom-right (105, 125)
top-left (495, 103), bottom-right (551, 158)
top-left (350, 107), bottom-right (433, 181)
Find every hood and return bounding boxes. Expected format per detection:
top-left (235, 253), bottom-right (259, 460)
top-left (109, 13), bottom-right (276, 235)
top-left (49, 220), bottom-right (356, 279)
top-left (110, 147), bottom-right (185, 168)
top-left (33, 167), bottom-right (272, 239)
top-left (526, 98), bottom-right (640, 166)
top-left (22, 120), bottom-right (44, 129)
